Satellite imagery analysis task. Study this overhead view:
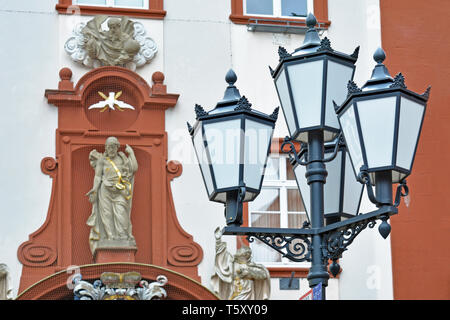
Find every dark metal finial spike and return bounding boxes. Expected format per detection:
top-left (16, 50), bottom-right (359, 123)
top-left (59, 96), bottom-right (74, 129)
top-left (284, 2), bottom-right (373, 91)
top-left (421, 85), bottom-right (432, 100)
top-left (225, 69), bottom-right (237, 86)
top-left (187, 121), bottom-right (193, 135)
top-left (374, 47), bottom-right (386, 64)
top-left (306, 13), bottom-right (317, 28)
top-left (268, 65), bottom-right (275, 77)
top-left (350, 46), bottom-right (360, 60)
top-left (270, 106), bottom-right (279, 121)
top-left (390, 72), bottom-right (407, 89)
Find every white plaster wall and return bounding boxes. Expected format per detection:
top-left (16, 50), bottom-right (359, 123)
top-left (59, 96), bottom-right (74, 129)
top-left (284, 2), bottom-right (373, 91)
top-left (326, 0), bottom-right (394, 300)
top-left (0, 0), bottom-right (60, 298)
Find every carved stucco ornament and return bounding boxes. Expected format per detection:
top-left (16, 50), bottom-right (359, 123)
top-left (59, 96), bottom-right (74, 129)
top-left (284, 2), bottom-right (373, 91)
top-left (73, 272), bottom-right (168, 300)
top-left (64, 15), bottom-right (157, 70)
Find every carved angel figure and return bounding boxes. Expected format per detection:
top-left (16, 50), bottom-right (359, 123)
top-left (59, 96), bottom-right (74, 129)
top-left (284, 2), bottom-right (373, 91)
top-left (82, 16), bottom-right (141, 66)
top-left (86, 137), bottom-right (138, 254)
top-left (211, 227), bottom-right (271, 300)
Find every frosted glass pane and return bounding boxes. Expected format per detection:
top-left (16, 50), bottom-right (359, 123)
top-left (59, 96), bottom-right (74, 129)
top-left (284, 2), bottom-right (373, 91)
top-left (288, 60), bottom-right (324, 129)
top-left (396, 97), bottom-right (424, 170)
top-left (343, 153), bottom-right (363, 215)
top-left (275, 70), bottom-right (297, 136)
top-left (281, 0), bottom-right (307, 17)
top-left (323, 152), bottom-right (342, 215)
top-left (193, 128), bottom-right (214, 196)
top-left (246, 0), bottom-right (273, 15)
top-left (244, 119), bottom-right (273, 190)
top-left (294, 164), bottom-right (310, 217)
top-left (357, 97), bottom-right (397, 168)
top-left (325, 61), bottom-right (354, 130)
top-left (114, 0), bottom-right (144, 7)
top-left (204, 119), bottom-right (241, 190)
top-left (340, 105), bottom-right (364, 176)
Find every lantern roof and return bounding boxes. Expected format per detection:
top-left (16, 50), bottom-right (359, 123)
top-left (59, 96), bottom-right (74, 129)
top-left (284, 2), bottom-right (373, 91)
top-left (334, 48), bottom-right (431, 114)
top-left (270, 13), bottom-right (360, 79)
top-left (188, 69), bottom-right (279, 136)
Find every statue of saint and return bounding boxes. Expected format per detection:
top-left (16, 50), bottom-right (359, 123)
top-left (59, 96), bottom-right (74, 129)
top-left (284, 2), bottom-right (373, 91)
top-left (86, 137), bottom-right (138, 254)
top-left (82, 16), bottom-right (141, 66)
top-left (0, 264), bottom-right (13, 300)
top-left (211, 227), bottom-right (271, 300)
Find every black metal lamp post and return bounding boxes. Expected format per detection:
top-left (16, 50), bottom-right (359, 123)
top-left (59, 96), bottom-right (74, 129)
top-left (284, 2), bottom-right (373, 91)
top-left (188, 69), bottom-right (279, 227)
top-left (189, 13), bottom-right (430, 300)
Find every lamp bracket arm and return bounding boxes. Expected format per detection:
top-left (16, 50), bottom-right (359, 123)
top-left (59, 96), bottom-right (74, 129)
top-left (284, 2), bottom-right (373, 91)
top-left (393, 179), bottom-right (409, 207)
top-left (322, 132), bottom-right (343, 163)
top-left (281, 136), bottom-right (309, 166)
top-left (357, 167), bottom-right (383, 206)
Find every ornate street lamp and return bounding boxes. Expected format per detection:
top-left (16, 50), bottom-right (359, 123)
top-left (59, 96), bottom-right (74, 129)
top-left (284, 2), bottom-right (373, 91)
top-left (285, 136), bottom-right (365, 226)
top-left (334, 47), bottom-right (430, 237)
top-left (188, 69), bottom-right (279, 227)
top-left (270, 13), bottom-right (360, 143)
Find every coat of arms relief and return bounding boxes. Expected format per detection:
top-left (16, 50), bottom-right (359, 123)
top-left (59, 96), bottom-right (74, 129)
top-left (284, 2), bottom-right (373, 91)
top-left (65, 15), bottom-right (157, 70)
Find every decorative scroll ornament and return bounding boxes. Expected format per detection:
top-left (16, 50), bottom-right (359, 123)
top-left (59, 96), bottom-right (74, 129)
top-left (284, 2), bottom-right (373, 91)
top-left (247, 233), bottom-right (312, 263)
top-left (64, 16), bottom-right (157, 70)
top-left (87, 91), bottom-right (136, 112)
top-left (73, 272), bottom-right (168, 300)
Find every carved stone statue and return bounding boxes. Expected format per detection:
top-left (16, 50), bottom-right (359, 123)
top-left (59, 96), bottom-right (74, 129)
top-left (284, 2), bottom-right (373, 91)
top-left (0, 264), bottom-right (13, 300)
top-left (86, 137), bottom-right (138, 254)
top-left (83, 16), bottom-right (141, 67)
top-left (211, 227), bottom-right (270, 300)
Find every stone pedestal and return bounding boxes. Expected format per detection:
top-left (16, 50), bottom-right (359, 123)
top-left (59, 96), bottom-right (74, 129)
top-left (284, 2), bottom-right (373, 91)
top-left (93, 240), bottom-right (137, 263)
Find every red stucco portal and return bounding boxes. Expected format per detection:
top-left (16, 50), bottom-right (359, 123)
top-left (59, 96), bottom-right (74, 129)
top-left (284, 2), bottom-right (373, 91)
top-left (17, 67), bottom-right (207, 299)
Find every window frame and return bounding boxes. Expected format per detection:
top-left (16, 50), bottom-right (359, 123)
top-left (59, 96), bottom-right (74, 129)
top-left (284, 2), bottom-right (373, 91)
top-left (230, 0), bottom-right (330, 29)
top-left (56, 0), bottom-right (166, 19)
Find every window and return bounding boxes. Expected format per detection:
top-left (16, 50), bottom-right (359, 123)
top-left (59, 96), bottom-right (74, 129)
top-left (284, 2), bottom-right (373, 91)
top-left (230, 0), bottom-right (330, 30)
top-left (74, 0), bottom-right (148, 9)
top-left (56, 0), bottom-right (165, 19)
top-left (248, 154), bottom-right (309, 265)
top-left (245, 0), bottom-right (310, 18)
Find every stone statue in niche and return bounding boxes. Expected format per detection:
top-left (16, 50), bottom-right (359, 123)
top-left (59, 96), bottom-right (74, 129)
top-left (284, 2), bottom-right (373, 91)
top-left (0, 264), bottom-right (13, 300)
top-left (65, 15), bottom-right (158, 70)
top-left (211, 227), bottom-right (271, 300)
top-left (86, 137), bottom-right (138, 254)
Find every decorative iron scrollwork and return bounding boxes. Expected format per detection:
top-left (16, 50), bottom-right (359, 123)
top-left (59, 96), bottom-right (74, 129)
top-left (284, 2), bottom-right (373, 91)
top-left (247, 233), bottom-right (312, 263)
top-left (323, 219), bottom-right (377, 261)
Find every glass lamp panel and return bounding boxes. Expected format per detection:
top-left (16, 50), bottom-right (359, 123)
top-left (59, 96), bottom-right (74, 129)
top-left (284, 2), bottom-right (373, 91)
top-left (264, 157), bottom-right (280, 180)
top-left (293, 163), bottom-right (310, 218)
top-left (243, 119), bottom-right (274, 190)
top-left (339, 104), bottom-right (364, 176)
top-left (323, 150), bottom-right (342, 216)
top-left (396, 97), bottom-right (425, 171)
top-left (287, 60), bottom-right (324, 130)
top-left (342, 152), bottom-right (363, 215)
top-left (193, 126), bottom-right (214, 197)
top-left (275, 70), bottom-right (297, 136)
top-left (357, 96), bottom-right (397, 169)
top-left (203, 119), bottom-right (241, 190)
top-left (325, 61), bottom-right (354, 131)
